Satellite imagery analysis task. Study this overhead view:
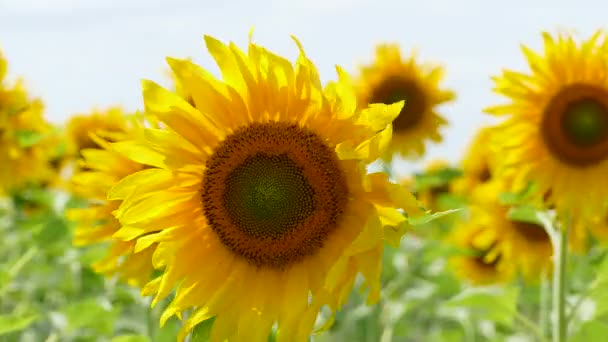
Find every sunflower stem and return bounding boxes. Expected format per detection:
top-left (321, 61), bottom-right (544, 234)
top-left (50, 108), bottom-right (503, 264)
top-left (539, 269), bottom-right (550, 338)
top-left (552, 213), bottom-right (569, 342)
top-left (513, 310), bottom-right (548, 342)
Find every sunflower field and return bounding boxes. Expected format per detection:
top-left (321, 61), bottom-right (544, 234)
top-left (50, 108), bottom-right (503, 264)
top-left (3, 21), bottom-right (608, 342)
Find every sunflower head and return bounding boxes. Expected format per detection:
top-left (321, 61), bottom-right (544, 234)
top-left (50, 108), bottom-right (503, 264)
top-left (67, 110), bottom-right (155, 288)
top-left (67, 107), bottom-right (130, 155)
top-left (0, 51), bottom-right (56, 193)
top-left (486, 30), bottom-right (608, 217)
top-left (505, 220), bottom-right (552, 281)
top-left (451, 127), bottom-right (499, 200)
top-left (472, 186), bottom-right (553, 282)
top-left (109, 34), bottom-right (423, 341)
top-left (356, 43), bottom-right (455, 159)
top-left (448, 215), bottom-right (513, 285)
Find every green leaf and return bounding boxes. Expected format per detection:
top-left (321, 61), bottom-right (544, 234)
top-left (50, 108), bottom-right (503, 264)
top-left (0, 269), bottom-right (10, 290)
top-left (190, 317), bottom-right (216, 342)
top-left (498, 182), bottom-right (537, 205)
top-left (414, 168), bottom-right (463, 192)
top-left (435, 193), bottom-right (467, 211)
top-left (409, 209), bottom-right (462, 226)
top-left (35, 215), bottom-right (69, 246)
top-left (588, 253), bottom-right (608, 317)
top-left (111, 335), bottom-right (150, 342)
top-left (0, 312), bottom-right (38, 335)
top-left (570, 320), bottom-right (608, 342)
top-left (63, 298), bottom-right (118, 335)
top-left (12, 185), bottom-right (54, 209)
top-left (506, 205), bottom-right (544, 226)
top-left (443, 286), bottom-right (519, 326)
top-left (155, 319), bottom-right (182, 342)
top-left (16, 130), bottom-right (44, 148)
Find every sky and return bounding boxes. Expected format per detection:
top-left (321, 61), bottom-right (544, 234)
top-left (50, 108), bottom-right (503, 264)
top-left (1, 0), bottom-right (606, 168)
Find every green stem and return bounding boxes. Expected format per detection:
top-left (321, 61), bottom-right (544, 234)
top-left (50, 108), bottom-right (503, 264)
top-left (552, 214), bottom-right (570, 342)
top-left (540, 271), bottom-right (550, 338)
top-left (514, 310), bottom-right (548, 342)
top-left (0, 246), bottom-right (37, 297)
top-left (381, 159), bottom-right (394, 179)
top-left (147, 298), bottom-right (158, 340)
top-left (497, 298), bottom-right (547, 342)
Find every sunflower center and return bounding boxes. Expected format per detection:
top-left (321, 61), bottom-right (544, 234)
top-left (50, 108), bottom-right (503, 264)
top-left (478, 164), bottom-right (491, 183)
top-left (542, 84), bottom-right (608, 166)
top-left (370, 76), bottom-right (427, 131)
top-left (202, 122), bottom-right (349, 269)
top-left (224, 154), bottom-right (315, 239)
top-left (512, 222), bottom-right (550, 243)
top-left (562, 99), bottom-right (608, 146)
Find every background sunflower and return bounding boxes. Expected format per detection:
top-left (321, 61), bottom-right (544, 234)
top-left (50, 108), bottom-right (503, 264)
top-left (356, 43), bottom-right (455, 159)
top-left (486, 30), bottom-right (608, 219)
top-left (0, 52), bottom-right (57, 193)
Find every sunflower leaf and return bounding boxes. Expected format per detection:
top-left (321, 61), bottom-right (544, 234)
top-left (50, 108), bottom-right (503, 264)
top-left (570, 320), bottom-right (608, 342)
top-left (506, 205), bottom-right (543, 226)
top-left (0, 312), bottom-right (38, 335)
top-left (63, 299), bottom-right (118, 334)
top-left (111, 335), bottom-right (150, 342)
top-left (15, 129), bottom-right (44, 148)
top-left (443, 285), bottom-right (519, 326)
top-left (408, 209), bottom-right (461, 226)
top-left (190, 317), bottom-right (215, 342)
top-left (588, 253), bottom-right (608, 318)
top-left (498, 182), bottom-right (537, 206)
top-left (414, 167), bottom-right (463, 192)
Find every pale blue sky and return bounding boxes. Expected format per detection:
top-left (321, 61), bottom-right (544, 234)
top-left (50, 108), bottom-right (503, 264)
top-left (1, 0), bottom-right (605, 167)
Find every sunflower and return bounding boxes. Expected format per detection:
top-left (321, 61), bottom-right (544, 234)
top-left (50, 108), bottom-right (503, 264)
top-left (66, 107), bottom-right (129, 155)
top-left (110, 35), bottom-right (424, 341)
top-left (0, 51), bottom-right (55, 193)
top-left (451, 126), bottom-right (499, 202)
top-left (475, 182), bottom-right (553, 281)
top-left (67, 112), bottom-right (156, 288)
top-left (448, 211), bottom-right (513, 285)
top-left (356, 43), bottom-right (455, 159)
top-left (486, 30), bottom-right (608, 219)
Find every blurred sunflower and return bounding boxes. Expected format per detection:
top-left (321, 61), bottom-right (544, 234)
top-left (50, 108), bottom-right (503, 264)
top-left (449, 213), bottom-right (513, 285)
top-left (476, 183), bottom-right (553, 282)
top-left (67, 107), bottom-right (129, 155)
top-left (486, 30), bottom-right (608, 218)
top-left (0, 51), bottom-right (56, 193)
top-left (67, 112), bottom-right (156, 288)
top-left (356, 43), bottom-right (455, 159)
top-left (451, 127), bottom-right (498, 202)
top-left (110, 35), bottom-right (424, 341)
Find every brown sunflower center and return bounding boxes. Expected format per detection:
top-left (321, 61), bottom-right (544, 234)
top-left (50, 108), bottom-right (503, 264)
top-left (370, 76), bottom-right (427, 131)
top-left (202, 122), bottom-right (349, 268)
top-left (478, 164), bottom-right (491, 183)
top-left (542, 84), bottom-right (608, 166)
top-left (512, 222), bottom-right (550, 243)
